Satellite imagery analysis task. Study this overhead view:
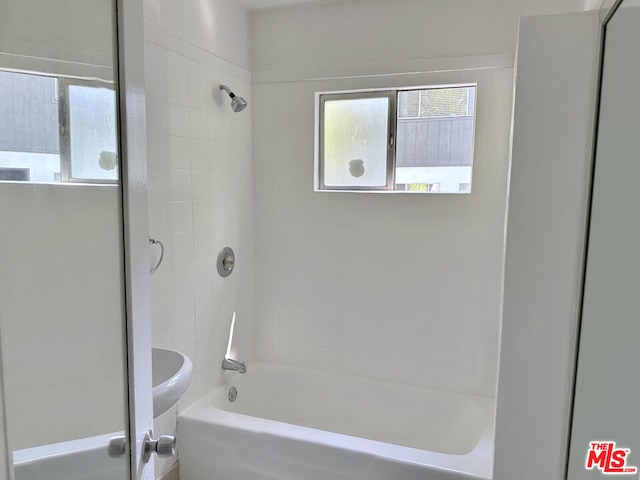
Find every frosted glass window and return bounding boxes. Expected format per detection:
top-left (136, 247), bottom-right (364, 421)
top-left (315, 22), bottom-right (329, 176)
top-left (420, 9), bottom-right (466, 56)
top-left (322, 96), bottom-right (391, 189)
top-left (62, 82), bottom-right (118, 182)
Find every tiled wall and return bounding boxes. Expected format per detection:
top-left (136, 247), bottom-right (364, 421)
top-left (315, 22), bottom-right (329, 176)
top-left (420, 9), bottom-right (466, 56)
top-left (248, 0), bottom-right (592, 401)
top-left (252, 68), bottom-right (511, 397)
top-left (142, 0), bottom-right (253, 476)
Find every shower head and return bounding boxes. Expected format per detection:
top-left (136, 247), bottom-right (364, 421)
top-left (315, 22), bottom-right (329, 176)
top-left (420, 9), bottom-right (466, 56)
top-left (219, 84), bottom-right (248, 113)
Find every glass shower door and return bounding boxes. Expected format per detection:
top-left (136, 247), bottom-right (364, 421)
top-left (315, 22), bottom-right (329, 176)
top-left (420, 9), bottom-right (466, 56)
top-left (0, 0), bottom-right (152, 479)
top-left (567, 2), bottom-right (640, 478)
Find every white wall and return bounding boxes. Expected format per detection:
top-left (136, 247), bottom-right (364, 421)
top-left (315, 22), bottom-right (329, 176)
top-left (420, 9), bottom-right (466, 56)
top-left (0, 0), bottom-right (115, 80)
top-left (252, 66), bottom-right (511, 397)
top-left (494, 11), bottom-right (601, 480)
top-left (0, 184), bottom-right (126, 451)
top-left (251, 0), bottom-right (591, 74)
top-left (249, 0), bottom-right (590, 401)
top-left (142, 0), bottom-right (253, 476)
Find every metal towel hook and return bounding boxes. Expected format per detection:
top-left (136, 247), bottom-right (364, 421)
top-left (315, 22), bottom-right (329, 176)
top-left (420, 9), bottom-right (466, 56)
top-left (149, 238), bottom-right (164, 274)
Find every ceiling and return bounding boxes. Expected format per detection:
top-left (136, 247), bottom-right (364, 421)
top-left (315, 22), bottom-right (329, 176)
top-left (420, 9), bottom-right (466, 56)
top-left (236, 0), bottom-right (354, 10)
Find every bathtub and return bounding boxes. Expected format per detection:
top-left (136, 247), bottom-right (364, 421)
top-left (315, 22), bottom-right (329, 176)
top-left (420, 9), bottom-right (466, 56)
top-left (178, 363), bottom-right (494, 480)
top-left (12, 432), bottom-right (128, 480)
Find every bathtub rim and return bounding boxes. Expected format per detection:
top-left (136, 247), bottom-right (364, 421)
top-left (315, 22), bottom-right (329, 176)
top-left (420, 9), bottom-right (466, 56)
top-left (179, 363), bottom-right (495, 479)
top-left (12, 431), bottom-right (124, 466)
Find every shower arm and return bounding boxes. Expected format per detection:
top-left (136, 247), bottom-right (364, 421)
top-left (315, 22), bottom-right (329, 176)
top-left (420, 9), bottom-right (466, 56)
top-left (219, 84), bottom-right (235, 98)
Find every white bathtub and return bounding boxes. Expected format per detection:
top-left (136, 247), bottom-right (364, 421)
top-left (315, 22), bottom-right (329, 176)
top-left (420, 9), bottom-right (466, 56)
top-left (13, 432), bottom-right (128, 480)
top-left (178, 363), bottom-right (494, 480)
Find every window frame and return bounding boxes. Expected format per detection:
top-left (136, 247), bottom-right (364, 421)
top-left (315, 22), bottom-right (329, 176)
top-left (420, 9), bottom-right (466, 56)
top-left (318, 90), bottom-right (397, 191)
top-left (316, 83), bottom-right (477, 193)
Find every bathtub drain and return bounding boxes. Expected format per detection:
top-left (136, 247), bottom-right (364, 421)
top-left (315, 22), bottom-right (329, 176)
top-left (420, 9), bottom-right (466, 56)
top-left (228, 386), bottom-right (238, 402)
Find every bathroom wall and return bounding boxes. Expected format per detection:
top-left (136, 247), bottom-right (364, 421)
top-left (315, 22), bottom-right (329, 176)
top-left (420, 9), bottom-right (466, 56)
top-left (252, 68), bottom-right (510, 397)
top-left (250, 0), bottom-right (590, 398)
top-left (142, 0), bottom-right (254, 475)
top-left (0, 0), bottom-right (115, 79)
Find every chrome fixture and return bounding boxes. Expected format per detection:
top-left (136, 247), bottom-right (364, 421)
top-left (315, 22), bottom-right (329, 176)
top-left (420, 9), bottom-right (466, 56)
top-left (222, 312), bottom-right (246, 374)
top-left (142, 430), bottom-right (177, 464)
top-left (217, 246), bottom-right (235, 277)
top-left (222, 357), bottom-right (246, 374)
top-left (219, 84), bottom-right (248, 113)
top-left (228, 386), bottom-right (238, 402)
top-left (107, 435), bottom-right (127, 458)
top-left (149, 237), bottom-right (164, 274)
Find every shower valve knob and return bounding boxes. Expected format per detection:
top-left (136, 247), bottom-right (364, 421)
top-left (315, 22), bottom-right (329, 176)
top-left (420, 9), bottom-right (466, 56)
top-left (217, 247), bottom-right (236, 277)
top-left (223, 255), bottom-right (234, 270)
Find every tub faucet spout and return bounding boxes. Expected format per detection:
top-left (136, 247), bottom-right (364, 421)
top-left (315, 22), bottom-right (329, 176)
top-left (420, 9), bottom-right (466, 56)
top-left (222, 357), bottom-right (246, 374)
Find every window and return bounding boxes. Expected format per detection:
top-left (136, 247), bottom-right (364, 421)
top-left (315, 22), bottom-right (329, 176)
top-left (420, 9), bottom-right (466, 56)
top-left (58, 78), bottom-right (119, 183)
top-left (0, 70), bottom-right (118, 184)
top-left (317, 84), bottom-right (476, 193)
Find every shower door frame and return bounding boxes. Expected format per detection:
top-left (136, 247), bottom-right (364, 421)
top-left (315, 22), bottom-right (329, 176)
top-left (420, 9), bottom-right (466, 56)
top-left (565, 0), bottom-right (639, 478)
top-left (115, 0), bottom-right (155, 478)
top-left (0, 0), bottom-right (153, 477)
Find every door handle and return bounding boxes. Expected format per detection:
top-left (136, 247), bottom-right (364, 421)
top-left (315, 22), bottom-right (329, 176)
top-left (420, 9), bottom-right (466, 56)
top-left (107, 435), bottom-right (127, 458)
top-left (142, 430), bottom-right (177, 464)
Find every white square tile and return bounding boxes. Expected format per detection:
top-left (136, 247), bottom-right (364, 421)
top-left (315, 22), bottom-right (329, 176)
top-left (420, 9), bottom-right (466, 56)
top-left (489, 68), bottom-right (515, 113)
top-left (195, 285), bottom-right (213, 316)
top-left (294, 343), bottom-right (317, 368)
top-left (190, 139), bottom-right (212, 170)
top-left (415, 334), bottom-right (446, 364)
top-left (192, 200), bottom-right (213, 229)
top-left (174, 261), bottom-right (195, 295)
top-left (173, 232), bottom-right (194, 264)
top-left (414, 362), bottom-right (446, 390)
top-left (167, 52), bottom-right (189, 105)
top-left (444, 334), bottom-right (475, 369)
top-left (194, 256), bottom-right (214, 287)
top-left (175, 320), bottom-right (196, 353)
top-left (170, 135), bottom-right (191, 169)
top-left (190, 107), bottom-right (208, 140)
top-left (189, 61), bottom-right (209, 109)
top-left (194, 338), bottom-right (216, 374)
top-left (195, 310), bottom-right (216, 344)
top-left (169, 103), bottom-right (190, 137)
top-left (174, 291), bottom-right (195, 326)
top-left (487, 107), bottom-right (513, 145)
top-left (191, 170), bottom-right (214, 200)
top-left (171, 201), bottom-right (193, 233)
top-left (171, 169), bottom-right (192, 202)
top-left (193, 228), bottom-right (213, 259)
top-left (442, 365), bottom-right (474, 394)
top-left (211, 198), bottom-right (228, 226)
